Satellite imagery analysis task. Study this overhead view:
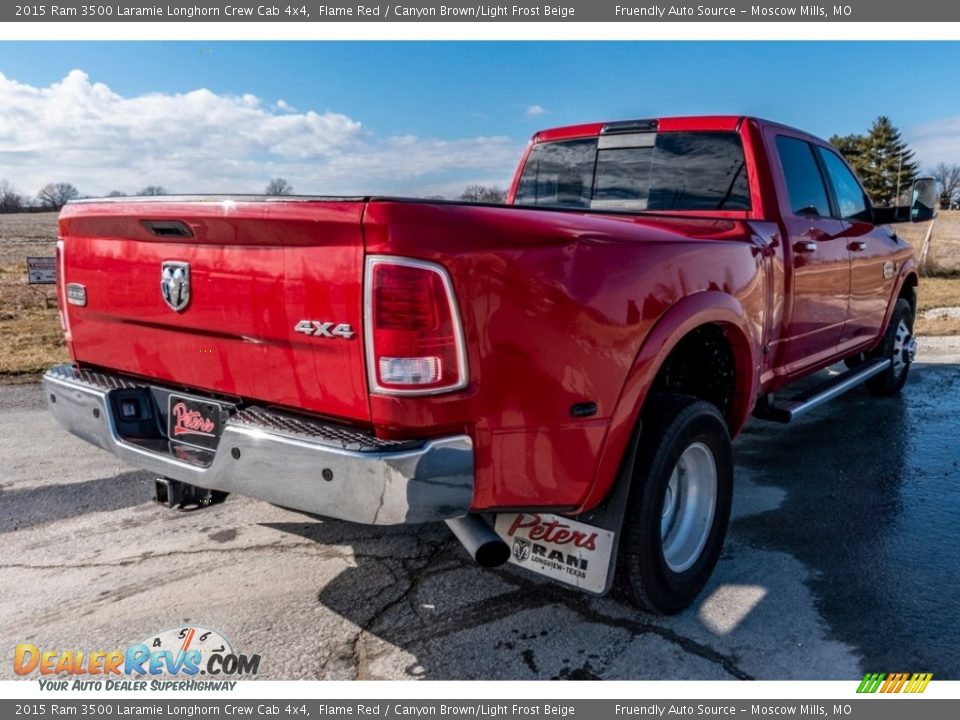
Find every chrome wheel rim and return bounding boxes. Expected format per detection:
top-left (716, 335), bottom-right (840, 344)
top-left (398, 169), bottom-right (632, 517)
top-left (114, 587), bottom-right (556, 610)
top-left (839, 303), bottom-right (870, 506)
top-left (892, 318), bottom-right (914, 378)
top-left (661, 441), bottom-right (718, 573)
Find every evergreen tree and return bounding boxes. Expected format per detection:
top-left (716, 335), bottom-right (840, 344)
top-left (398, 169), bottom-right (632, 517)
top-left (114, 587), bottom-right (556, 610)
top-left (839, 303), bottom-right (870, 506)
top-left (829, 133), bottom-right (870, 187)
top-left (849, 117), bottom-right (918, 206)
top-left (830, 118), bottom-right (918, 206)
top-left (829, 133), bottom-right (865, 163)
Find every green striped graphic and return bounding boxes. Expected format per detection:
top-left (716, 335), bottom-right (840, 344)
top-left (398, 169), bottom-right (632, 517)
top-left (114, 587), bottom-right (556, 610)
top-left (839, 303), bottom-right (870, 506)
top-left (857, 673), bottom-right (886, 693)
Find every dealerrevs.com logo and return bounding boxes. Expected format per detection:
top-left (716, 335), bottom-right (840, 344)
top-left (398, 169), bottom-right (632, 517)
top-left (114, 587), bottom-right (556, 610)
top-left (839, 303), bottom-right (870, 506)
top-left (14, 627), bottom-right (261, 691)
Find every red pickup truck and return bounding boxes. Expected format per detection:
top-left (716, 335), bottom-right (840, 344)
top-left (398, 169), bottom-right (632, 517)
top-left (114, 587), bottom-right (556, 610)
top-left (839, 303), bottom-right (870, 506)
top-left (45, 116), bottom-right (927, 614)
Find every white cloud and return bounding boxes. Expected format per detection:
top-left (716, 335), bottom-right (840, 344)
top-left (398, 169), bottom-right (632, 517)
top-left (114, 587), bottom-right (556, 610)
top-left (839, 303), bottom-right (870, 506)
top-left (906, 116), bottom-right (960, 168)
top-left (525, 104), bottom-right (546, 117)
top-left (0, 70), bottom-right (522, 197)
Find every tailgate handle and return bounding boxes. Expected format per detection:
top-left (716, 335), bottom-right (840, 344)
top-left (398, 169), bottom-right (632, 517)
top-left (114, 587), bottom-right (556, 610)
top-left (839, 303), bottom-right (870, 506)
top-left (142, 220), bottom-right (193, 239)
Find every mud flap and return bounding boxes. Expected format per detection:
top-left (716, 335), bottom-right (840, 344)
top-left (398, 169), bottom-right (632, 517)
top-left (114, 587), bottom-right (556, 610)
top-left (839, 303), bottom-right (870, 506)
top-left (493, 422), bottom-right (640, 596)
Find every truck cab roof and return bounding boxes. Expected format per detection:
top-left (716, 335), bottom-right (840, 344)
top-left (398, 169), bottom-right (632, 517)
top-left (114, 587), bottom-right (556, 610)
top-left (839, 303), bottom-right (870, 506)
top-left (533, 115), bottom-right (821, 144)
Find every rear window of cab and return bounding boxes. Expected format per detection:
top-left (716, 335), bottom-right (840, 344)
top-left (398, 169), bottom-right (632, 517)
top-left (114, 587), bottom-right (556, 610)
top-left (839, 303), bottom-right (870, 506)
top-left (514, 131), bottom-right (750, 212)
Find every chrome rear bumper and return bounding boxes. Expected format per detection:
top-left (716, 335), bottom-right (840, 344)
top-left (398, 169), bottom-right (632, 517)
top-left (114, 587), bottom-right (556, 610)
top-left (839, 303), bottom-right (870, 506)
top-left (42, 365), bottom-right (474, 525)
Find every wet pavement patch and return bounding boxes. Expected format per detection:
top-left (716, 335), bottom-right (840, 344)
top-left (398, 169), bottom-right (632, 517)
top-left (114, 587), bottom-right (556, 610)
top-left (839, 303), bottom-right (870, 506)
top-left (732, 365), bottom-right (960, 677)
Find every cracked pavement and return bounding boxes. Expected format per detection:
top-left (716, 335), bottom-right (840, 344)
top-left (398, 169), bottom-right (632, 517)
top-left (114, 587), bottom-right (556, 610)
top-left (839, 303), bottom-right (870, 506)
top-left (1, 339), bottom-right (958, 680)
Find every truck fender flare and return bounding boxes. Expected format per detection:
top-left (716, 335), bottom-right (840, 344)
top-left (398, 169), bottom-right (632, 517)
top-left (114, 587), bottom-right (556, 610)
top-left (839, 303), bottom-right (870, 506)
top-left (864, 259), bottom-right (919, 355)
top-left (890, 259), bottom-right (919, 323)
top-left (575, 291), bottom-right (759, 515)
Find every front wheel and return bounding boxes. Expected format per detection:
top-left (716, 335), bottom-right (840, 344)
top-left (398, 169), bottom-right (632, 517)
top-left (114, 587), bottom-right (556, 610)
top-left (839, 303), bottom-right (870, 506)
top-left (618, 395), bottom-right (733, 614)
top-left (866, 298), bottom-right (915, 397)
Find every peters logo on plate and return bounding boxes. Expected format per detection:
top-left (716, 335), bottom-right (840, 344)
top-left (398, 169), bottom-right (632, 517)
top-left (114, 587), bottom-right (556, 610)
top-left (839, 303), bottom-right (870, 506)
top-left (495, 512), bottom-right (614, 594)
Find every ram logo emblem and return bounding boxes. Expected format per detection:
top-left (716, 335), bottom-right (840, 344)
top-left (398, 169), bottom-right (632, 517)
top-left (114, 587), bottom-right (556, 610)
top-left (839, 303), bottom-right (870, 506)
top-left (512, 539), bottom-right (531, 563)
top-left (161, 261), bottom-right (190, 312)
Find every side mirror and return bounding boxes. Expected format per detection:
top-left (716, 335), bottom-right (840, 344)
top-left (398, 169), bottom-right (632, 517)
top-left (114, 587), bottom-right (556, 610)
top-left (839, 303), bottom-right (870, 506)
top-left (872, 177), bottom-right (937, 225)
top-left (910, 177), bottom-right (937, 222)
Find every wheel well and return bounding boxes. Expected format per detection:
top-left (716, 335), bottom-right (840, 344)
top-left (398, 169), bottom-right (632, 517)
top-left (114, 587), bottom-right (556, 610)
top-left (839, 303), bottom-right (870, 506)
top-left (648, 324), bottom-right (737, 424)
top-left (899, 274), bottom-right (918, 318)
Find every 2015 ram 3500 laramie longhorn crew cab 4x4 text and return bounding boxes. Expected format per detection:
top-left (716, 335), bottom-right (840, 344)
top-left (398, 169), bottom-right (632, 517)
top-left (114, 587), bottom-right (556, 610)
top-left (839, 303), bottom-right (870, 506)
top-left (44, 116), bottom-right (931, 613)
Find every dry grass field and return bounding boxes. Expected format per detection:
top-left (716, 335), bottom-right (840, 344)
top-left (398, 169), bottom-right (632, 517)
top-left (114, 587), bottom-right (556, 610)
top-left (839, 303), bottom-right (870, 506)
top-left (877, 211), bottom-right (960, 335)
top-left (1, 210), bottom-right (959, 380)
top-left (0, 212), bottom-right (67, 380)
top-left (897, 210), bottom-right (960, 278)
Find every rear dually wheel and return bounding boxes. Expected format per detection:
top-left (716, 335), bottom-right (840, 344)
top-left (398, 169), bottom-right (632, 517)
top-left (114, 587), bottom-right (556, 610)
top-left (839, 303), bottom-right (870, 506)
top-left (618, 394), bottom-right (733, 615)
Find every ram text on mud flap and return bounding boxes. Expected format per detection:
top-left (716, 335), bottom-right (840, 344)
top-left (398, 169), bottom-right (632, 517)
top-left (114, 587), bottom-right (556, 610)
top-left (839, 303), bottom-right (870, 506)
top-left (494, 512), bottom-right (614, 594)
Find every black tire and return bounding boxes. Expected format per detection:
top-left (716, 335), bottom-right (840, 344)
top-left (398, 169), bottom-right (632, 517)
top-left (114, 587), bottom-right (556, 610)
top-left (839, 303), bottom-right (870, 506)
top-left (865, 298), bottom-right (914, 397)
top-left (617, 394), bottom-right (733, 614)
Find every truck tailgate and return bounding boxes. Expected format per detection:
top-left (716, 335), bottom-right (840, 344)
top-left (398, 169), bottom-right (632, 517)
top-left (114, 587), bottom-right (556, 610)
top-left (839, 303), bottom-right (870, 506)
top-left (58, 199), bottom-right (371, 423)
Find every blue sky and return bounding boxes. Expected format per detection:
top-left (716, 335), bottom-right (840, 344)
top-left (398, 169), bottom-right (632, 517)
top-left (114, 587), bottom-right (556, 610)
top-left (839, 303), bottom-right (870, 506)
top-left (1, 42), bottom-right (959, 196)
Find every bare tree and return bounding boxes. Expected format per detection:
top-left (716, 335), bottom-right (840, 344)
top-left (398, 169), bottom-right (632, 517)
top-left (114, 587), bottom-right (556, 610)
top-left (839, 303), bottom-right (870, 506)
top-left (0, 179), bottom-right (24, 213)
top-left (265, 178), bottom-right (294, 196)
top-left (931, 162), bottom-right (960, 209)
top-left (137, 185), bottom-right (167, 196)
top-left (37, 182), bottom-right (79, 210)
top-left (106, 190), bottom-right (127, 198)
top-left (458, 185), bottom-right (506, 203)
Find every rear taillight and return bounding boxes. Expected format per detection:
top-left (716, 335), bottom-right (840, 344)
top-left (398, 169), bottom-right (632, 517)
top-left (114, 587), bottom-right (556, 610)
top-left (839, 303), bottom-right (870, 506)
top-left (364, 256), bottom-right (467, 395)
top-left (55, 239), bottom-right (71, 339)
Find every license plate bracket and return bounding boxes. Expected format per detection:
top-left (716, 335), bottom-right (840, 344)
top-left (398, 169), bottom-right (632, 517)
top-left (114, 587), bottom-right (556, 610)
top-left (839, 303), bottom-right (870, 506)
top-left (166, 393), bottom-right (225, 451)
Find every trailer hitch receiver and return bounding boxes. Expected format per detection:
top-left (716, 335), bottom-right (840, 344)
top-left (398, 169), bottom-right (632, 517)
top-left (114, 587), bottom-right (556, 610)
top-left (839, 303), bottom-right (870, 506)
top-left (154, 477), bottom-right (228, 509)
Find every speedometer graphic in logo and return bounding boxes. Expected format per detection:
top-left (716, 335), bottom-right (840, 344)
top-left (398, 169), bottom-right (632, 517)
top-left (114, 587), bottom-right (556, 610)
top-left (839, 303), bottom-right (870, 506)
top-left (137, 626), bottom-right (233, 673)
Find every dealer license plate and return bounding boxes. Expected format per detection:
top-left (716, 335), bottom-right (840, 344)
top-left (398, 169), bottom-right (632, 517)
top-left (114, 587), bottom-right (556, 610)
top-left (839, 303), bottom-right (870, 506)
top-left (167, 394), bottom-right (225, 451)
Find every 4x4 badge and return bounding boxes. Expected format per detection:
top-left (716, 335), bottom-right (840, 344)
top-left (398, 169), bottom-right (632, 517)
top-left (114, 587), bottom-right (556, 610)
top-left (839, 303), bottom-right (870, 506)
top-left (293, 320), bottom-right (355, 339)
top-left (161, 261), bottom-right (190, 312)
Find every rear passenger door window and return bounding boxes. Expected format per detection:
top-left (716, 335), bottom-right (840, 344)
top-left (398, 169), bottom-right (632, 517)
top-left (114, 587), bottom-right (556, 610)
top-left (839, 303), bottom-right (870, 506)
top-left (817, 147), bottom-right (871, 222)
top-left (775, 136), bottom-right (832, 218)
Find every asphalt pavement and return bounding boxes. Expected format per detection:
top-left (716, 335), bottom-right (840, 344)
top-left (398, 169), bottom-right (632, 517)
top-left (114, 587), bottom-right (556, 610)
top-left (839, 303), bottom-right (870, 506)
top-left (1, 338), bottom-right (957, 680)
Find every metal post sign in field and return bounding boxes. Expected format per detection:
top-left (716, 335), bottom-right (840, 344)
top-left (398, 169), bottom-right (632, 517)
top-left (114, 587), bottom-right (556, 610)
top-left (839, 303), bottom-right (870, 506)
top-left (26, 257), bottom-right (56, 285)
top-left (5, 1), bottom-right (960, 22)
